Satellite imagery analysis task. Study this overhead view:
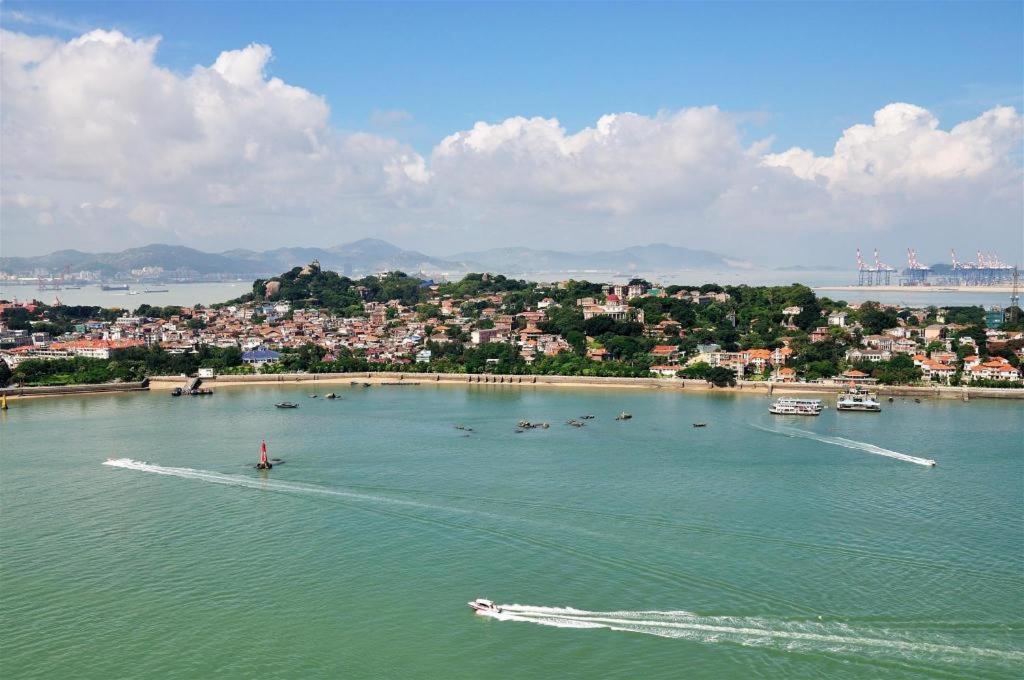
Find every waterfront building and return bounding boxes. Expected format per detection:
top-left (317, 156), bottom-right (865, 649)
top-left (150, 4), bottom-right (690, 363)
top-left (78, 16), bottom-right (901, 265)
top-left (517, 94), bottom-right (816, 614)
top-left (241, 349), bottom-right (282, 366)
top-left (649, 345), bottom-right (681, 365)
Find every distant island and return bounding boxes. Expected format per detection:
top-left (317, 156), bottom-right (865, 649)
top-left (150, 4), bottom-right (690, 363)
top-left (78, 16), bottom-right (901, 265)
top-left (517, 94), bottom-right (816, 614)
top-left (0, 239), bottom-right (739, 283)
top-left (2, 262), bottom-right (1021, 391)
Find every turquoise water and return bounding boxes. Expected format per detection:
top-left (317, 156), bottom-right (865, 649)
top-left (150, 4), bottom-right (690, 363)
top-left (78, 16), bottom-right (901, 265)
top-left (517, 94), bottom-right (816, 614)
top-left (2, 385), bottom-right (1021, 678)
top-left (0, 281), bottom-right (250, 308)
top-left (2, 278), bottom-right (1008, 309)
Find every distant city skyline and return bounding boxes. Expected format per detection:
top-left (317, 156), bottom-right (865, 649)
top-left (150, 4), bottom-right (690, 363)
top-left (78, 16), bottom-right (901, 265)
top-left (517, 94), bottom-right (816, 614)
top-left (2, 1), bottom-right (1022, 264)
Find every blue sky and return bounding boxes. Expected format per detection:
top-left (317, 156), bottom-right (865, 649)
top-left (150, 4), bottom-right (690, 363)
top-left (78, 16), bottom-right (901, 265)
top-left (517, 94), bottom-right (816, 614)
top-left (2, 1), bottom-right (1022, 261)
top-left (6, 1), bottom-right (1022, 154)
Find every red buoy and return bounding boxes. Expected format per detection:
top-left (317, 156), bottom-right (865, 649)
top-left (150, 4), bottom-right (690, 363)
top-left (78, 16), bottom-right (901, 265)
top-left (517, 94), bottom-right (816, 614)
top-left (257, 439), bottom-right (272, 469)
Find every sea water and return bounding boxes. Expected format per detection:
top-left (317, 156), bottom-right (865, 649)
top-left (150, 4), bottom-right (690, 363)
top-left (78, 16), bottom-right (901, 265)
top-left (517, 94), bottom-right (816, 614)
top-left (1, 385), bottom-right (1021, 678)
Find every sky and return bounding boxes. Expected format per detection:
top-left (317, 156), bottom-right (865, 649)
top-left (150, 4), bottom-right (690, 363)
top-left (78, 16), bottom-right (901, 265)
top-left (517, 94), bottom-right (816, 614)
top-left (1, 1), bottom-right (1022, 266)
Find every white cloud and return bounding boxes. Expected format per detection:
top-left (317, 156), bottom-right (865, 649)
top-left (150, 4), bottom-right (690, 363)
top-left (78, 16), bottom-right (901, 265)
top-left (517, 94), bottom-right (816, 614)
top-left (1, 28), bottom-right (1021, 264)
top-left (762, 103), bottom-right (1023, 192)
top-left (370, 109), bottom-right (414, 128)
top-left (4, 9), bottom-right (94, 35)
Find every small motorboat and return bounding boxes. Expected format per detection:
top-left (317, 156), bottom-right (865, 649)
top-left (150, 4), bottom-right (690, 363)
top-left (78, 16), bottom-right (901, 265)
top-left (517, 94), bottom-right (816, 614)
top-left (309, 394), bottom-right (318, 398)
top-left (468, 598), bottom-right (501, 614)
top-left (581, 415), bottom-right (595, 420)
top-left (616, 411), bottom-right (633, 421)
top-left (692, 422), bottom-right (707, 428)
top-left (275, 402), bottom-right (299, 409)
top-left (325, 393), bottom-right (338, 399)
top-left (170, 387), bottom-right (183, 397)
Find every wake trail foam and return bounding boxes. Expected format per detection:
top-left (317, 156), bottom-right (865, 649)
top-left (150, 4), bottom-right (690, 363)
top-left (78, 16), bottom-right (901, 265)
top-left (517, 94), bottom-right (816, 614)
top-left (103, 458), bottom-right (459, 513)
top-left (488, 605), bottom-right (1022, 664)
top-left (751, 425), bottom-right (937, 467)
top-left (101, 459), bottom-right (614, 545)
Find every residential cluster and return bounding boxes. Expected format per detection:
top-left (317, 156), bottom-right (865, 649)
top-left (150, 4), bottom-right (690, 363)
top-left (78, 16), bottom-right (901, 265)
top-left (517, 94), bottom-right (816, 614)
top-left (1, 264), bottom-right (1021, 388)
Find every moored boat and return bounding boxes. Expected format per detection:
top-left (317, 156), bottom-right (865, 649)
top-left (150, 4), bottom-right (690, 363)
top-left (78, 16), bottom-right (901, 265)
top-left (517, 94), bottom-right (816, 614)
top-left (275, 402), bottom-right (299, 409)
top-left (769, 397), bottom-right (823, 415)
top-left (837, 385), bottom-right (882, 412)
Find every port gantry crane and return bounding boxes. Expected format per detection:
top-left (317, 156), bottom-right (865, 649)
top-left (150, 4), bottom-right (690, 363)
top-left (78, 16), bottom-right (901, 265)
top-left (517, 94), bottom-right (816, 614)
top-left (1010, 267), bottom-right (1021, 324)
top-left (904, 249), bottom-right (931, 285)
top-left (950, 249), bottom-right (1016, 286)
top-left (855, 248), bottom-right (897, 286)
top-left (873, 249), bottom-right (896, 286)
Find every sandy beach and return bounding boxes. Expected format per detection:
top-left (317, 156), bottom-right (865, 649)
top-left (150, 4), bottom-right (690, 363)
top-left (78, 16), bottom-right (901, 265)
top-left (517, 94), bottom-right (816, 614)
top-left (5, 372), bottom-right (1021, 401)
top-left (144, 372), bottom-right (1024, 400)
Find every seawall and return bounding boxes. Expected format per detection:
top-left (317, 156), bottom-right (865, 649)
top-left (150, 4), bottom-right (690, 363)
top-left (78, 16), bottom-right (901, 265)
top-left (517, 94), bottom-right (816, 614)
top-left (146, 373), bottom-right (1024, 400)
top-left (1, 380), bottom-right (150, 399)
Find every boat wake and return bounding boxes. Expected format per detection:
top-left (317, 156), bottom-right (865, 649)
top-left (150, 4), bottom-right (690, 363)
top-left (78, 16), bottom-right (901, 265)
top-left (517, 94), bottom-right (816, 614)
top-left (483, 604), bottom-right (1022, 665)
top-left (100, 459), bottom-right (612, 543)
top-left (103, 458), bottom-right (452, 511)
top-left (751, 425), bottom-right (937, 467)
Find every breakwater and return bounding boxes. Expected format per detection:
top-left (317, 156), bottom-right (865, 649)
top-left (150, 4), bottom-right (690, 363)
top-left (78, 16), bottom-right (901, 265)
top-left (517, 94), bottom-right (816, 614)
top-left (1, 380), bottom-right (149, 399)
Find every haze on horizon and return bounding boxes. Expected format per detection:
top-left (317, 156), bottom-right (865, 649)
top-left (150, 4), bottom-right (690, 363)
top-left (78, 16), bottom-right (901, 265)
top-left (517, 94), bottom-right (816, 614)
top-left (1, 1), bottom-right (1022, 267)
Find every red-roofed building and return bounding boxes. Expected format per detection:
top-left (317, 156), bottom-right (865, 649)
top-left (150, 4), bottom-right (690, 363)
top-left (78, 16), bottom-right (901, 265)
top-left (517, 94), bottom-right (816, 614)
top-left (649, 345), bottom-right (681, 365)
top-left (838, 369), bottom-right (876, 384)
top-left (774, 366), bottom-right (797, 382)
top-left (967, 360), bottom-right (1021, 383)
top-left (920, 359), bottom-right (955, 384)
top-left (51, 339), bottom-right (146, 359)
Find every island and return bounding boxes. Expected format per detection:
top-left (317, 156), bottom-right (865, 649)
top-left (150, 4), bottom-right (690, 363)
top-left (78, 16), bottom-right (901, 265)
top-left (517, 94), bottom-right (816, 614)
top-left (1, 261), bottom-right (1022, 394)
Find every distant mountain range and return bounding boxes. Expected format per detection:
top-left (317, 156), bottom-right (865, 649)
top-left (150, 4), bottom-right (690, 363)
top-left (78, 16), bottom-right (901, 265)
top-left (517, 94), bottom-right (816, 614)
top-left (2, 239), bottom-right (741, 278)
top-left (0, 240), bottom-right (458, 278)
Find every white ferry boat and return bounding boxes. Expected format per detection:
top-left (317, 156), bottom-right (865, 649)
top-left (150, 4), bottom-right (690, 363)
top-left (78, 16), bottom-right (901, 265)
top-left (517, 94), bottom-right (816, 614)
top-left (836, 386), bottom-right (882, 412)
top-left (768, 397), bottom-right (823, 416)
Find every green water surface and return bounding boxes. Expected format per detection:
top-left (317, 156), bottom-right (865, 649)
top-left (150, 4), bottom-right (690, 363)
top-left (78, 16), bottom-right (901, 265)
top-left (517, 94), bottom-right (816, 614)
top-left (1, 384), bottom-right (1021, 678)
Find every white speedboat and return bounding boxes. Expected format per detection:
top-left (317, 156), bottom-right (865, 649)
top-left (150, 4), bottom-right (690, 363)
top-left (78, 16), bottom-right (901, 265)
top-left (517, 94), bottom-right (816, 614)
top-left (468, 598), bottom-right (501, 614)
